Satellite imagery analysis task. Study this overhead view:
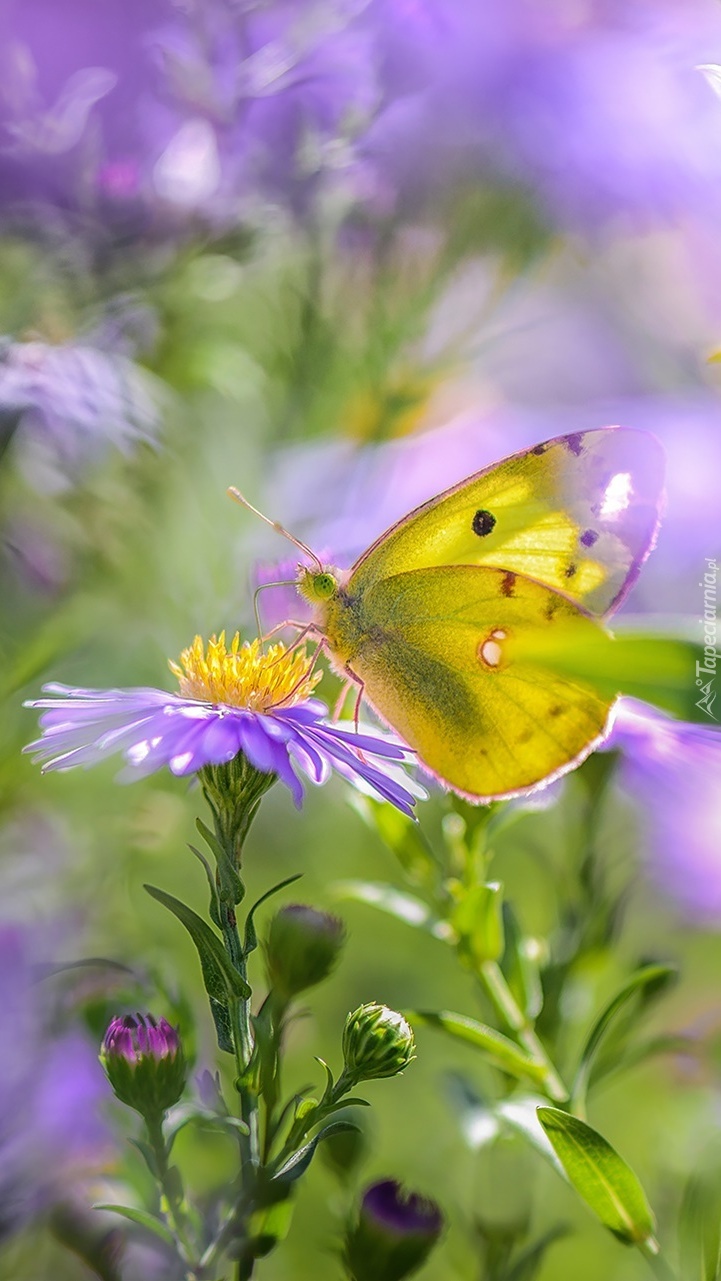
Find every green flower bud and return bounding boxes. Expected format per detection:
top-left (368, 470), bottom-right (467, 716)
top-left (101, 1014), bottom-right (186, 1118)
top-left (264, 904), bottom-right (346, 1001)
top-left (345, 1179), bottom-right (444, 1281)
top-left (341, 1003), bottom-right (415, 1086)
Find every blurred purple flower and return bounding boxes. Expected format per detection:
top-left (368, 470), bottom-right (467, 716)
top-left (0, 925), bottom-right (109, 1237)
top-left (608, 699), bottom-right (721, 922)
top-left (1, 339), bottom-right (162, 490)
top-left (24, 633), bottom-right (423, 816)
top-left (6, 0), bottom-right (720, 238)
top-left (362, 0), bottom-right (721, 230)
top-left (0, 0), bottom-right (166, 230)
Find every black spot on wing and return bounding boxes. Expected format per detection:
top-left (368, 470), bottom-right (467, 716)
top-left (531, 442), bottom-right (550, 455)
top-left (472, 509), bottom-right (496, 537)
top-left (565, 563), bottom-right (577, 579)
top-left (564, 433), bottom-right (585, 456)
top-left (548, 705), bottom-right (564, 718)
top-left (501, 571), bottom-right (516, 597)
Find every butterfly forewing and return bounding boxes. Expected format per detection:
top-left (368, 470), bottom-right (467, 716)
top-left (338, 565), bottom-right (613, 801)
top-left (346, 428), bottom-right (664, 617)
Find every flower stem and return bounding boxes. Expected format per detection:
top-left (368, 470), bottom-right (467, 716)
top-left (145, 1112), bottom-right (198, 1275)
top-left (478, 960), bottom-right (568, 1102)
top-left (638, 1239), bottom-right (679, 1281)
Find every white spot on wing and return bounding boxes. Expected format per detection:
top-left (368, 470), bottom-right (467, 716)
top-left (599, 471), bottom-right (633, 519)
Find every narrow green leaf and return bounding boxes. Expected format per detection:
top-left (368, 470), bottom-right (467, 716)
top-left (680, 1166), bottom-right (721, 1281)
top-left (209, 997), bottom-right (234, 1055)
top-left (412, 1010), bottom-right (547, 1086)
top-left (536, 1107), bottom-right (657, 1247)
top-left (244, 874), bottom-right (303, 955)
top-left (196, 819), bottom-right (244, 906)
top-left (189, 844), bottom-right (221, 928)
top-left (144, 885), bottom-right (251, 1002)
top-left (273, 1121), bottom-right (359, 1185)
top-left (128, 1138), bottom-right (159, 1178)
top-left (93, 1205), bottom-right (175, 1248)
top-left (572, 965), bottom-right (677, 1106)
top-left (334, 880), bottom-right (451, 941)
top-left (501, 904), bottom-right (543, 1021)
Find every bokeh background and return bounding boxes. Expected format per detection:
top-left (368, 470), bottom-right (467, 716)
top-left (1, 1), bottom-right (721, 1277)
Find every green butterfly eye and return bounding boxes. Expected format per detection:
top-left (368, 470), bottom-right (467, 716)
top-left (298, 569), bottom-right (338, 603)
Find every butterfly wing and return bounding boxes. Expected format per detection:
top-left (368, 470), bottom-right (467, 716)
top-left (331, 564), bottom-right (613, 801)
top-left (345, 428), bottom-right (664, 617)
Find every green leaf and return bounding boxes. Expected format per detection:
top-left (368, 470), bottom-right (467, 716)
top-left (412, 1010), bottom-right (548, 1087)
top-left (273, 1121), bottom-right (359, 1185)
top-left (513, 628), bottom-right (711, 724)
top-left (209, 997), bottom-right (234, 1055)
top-left (128, 1138), bottom-right (159, 1178)
top-left (536, 1107), bottom-right (657, 1247)
top-left (93, 1205), bottom-right (176, 1248)
top-left (334, 880), bottom-right (451, 940)
top-left (452, 881), bottom-right (505, 966)
top-left (189, 844), bottom-right (221, 928)
top-left (244, 874), bottom-right (303, 955)
top-left (196, 819), bottom-right (244, 906)
top-left (144, 885), bottom-right (251, 1004)
top-left (572, 965), bottom-right (678, 1107)
top-left (680, 1165), bottom-right (721, 1281)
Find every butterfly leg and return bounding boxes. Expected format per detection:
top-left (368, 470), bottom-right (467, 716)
top-left (332, 664), bottom-right (365, 734)
top-left (263, 621), bottom-right (322, 665)
top-left (273, 639), bottom-right (327, 706)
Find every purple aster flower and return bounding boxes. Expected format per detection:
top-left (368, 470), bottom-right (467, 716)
top-left (2, 338), bottom-right (162, 491)
top-left (0, 925), bottom-right (110, 1238)
top-left (606, 699), bottom-right (721, 922)
top-left (24, 632), bottom-right (423, 817)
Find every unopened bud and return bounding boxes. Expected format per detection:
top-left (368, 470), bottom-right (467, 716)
top-left (345, 1179), bottom-right (443, 1280)
top-left (101, 1014), bottom-right (186, 1117)
top-left (265, 904), bottom-right (345, 1001)
top-left (341, 1003), bottom-right (415, 1086)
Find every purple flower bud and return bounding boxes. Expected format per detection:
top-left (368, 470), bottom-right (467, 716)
top-left (345, 1179), bottom-right (444, 1281)
top-left (265, 904), bottom-right (346, 1001)
top-left (101, 1014), bottom-right (185, 1117)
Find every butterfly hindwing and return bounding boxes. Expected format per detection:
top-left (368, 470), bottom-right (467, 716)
top-left (329, 564), bottom-right (613, 801)
top-left (346, 428), bottom-right (664, 617)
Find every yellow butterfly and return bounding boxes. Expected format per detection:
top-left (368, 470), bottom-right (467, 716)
top-left (232, 427), bottom-right (665, 802)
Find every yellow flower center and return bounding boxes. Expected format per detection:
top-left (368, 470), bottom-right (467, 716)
top-left (169, 632), bottom-right (321, 713)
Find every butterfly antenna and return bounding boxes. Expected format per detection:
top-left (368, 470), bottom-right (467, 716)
top-left (227, 487), bottom-right (324, 573)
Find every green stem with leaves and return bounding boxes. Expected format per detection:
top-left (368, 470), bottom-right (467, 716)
top-left (478, 959), bottom-right (568, 1103)
top-left (145, 1112), bottom-right (198, 1276)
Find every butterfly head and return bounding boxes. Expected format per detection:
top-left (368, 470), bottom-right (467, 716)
top-left (297, 566), bottom-right (339, 604)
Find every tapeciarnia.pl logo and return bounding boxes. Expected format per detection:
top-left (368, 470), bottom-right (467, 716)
top-left (697, 557), bottom-right (718, 720)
